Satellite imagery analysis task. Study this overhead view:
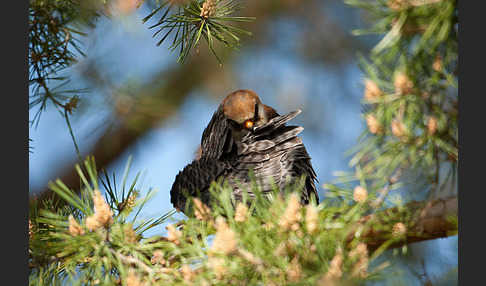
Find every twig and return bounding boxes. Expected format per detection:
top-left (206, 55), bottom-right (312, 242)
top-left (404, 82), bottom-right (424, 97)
top-left (370, 168), bottom-right (402, 209)
top-left (64, 109), bottom-right (83, 163)
top-left (111, 249), bottom-right (153, 275)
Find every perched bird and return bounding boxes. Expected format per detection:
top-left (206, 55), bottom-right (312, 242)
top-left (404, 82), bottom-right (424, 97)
top-left (170, 89), bottom-right (318, 213)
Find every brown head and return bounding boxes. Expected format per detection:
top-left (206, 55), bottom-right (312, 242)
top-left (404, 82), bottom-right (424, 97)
top-left (200, 89), bottom-right (279, 160)
top-left (222, 90), bottom-right (278, 139)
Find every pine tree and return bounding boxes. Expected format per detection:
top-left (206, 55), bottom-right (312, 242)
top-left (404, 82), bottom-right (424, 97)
top-left (29, 0), bottom-right (458, 285)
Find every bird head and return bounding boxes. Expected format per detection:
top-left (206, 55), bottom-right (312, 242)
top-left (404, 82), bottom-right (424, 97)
top-left (221, 89), bottom-right (278, 141)
top-left (200, 89), bottom-right (278, 160)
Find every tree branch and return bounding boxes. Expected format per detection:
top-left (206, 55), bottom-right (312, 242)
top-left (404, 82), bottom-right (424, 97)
top-left (349, 196), bottom-right (458, 252)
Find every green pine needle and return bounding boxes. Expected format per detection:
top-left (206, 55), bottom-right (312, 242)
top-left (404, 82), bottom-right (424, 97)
top-left (144, 0), bottom-right (255, 64)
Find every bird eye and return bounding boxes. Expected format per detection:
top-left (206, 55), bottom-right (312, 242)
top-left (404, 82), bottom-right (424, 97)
top-left (244, 120), bottom-right (254, 129)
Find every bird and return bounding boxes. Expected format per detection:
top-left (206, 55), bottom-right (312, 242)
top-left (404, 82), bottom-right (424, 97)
top-left (170, 89), bottom-right (318, 214)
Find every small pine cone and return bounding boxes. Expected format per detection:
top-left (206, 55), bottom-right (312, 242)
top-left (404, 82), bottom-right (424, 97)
top-left (210, 217), bottom-right (238, 255)
top-left (127, 192), bottom-right (138, 208)
top-left (325, 247), bottom-right (343, 280)
top-left (68, 215), bottom-right (85, 236)
top-left (125, 270), bottom-right (144, 286)
top-left (394, 72), bottom-right (414, 95)
top-left (151, 250), bottom-right (166, 265)
top-left (349, 242), bottom-right (368, 259)
top-left (200, 0), bottom-right (217, 18)
top-left (387, 0), bottom-right (409, 11)
top-left (287, 256), bottom-right (302, 282)
top-left (349, 243), bottom-right (369, 278)
top-left (353, 186), bottom-right (368, 203)
top-left (352, 257), bottom-right (369, 278)
top-left (91, 190), bottom-right (114, 229)
top-left (433, 55), bottom-right (443, 72)
top-left (118, 191), bottom-right (138, 212)
top-left (278, 193), bottom-right (302, 231)
top-left (305, 204), bottom-right (319, 234)
top-left (392, 222), bottom-right (407, 237)
top-left (273, 242), bottom-right (287, 257)
top-left (86, 216), bottom-right (102, 231)
top-left (291, 223), bottom-right (300, 231)
top-left (234, 203), bottom-right (248, 222)
top-left (391, 119), bottom-right (408, 140)
top-left (427, 116), bottom-right (438, 135)
top-left (166, 224), bottom-right (182, 245)
top-left (238, 248), bottom-right (263, 266)
top-left (124, 225), bottom-right (138, 243)
top-left (364, 79), bottom-right (383, 101)
top-left (181, 264), bottom-right (194, 282)
top-left (208, 257), bottom-right (227, 279)
top-left (193, 198), bottom-right (211, 221)
top-left (366, 114), bottom-right (383, 134)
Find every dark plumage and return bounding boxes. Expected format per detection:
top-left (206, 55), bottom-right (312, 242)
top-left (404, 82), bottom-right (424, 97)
top-left (170, 90), bottom-right (318, 213)
top-left (170, 158), bottom-right (230, 212)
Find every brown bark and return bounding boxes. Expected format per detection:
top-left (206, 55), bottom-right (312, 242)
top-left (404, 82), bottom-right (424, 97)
top-left (348, 197), bottom-right (458, 252)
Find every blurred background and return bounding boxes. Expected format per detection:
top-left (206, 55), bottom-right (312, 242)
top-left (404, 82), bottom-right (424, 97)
top-left (29, 0), bottom-right (457, 284)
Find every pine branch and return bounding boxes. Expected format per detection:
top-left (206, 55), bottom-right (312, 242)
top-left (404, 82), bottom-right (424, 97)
top-left (29, 0), bottom-right (98, 127)
top-left (30, 161), bottom-right (458, 285)
top-left (350, 196), bottom-right (457, 252)
top-left (143, 0), bottom-right (255, 64)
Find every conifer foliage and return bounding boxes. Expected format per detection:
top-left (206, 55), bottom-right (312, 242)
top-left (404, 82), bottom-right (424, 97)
top-left (29, 0), bottom-right (99, 127)
top-left (345, 0), bottom-right (458, 198)
top-left (29, 0), bottom-right (458, 285)
top-left (30, 157), bottom-right (396, 285)
top-left (142, 0), bottom-right (255, 64)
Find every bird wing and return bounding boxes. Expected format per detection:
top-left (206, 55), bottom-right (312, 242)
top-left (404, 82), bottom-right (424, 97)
top-left (234, 110), bottom-right (319, 204)
top-left (283, 144), bottom-right (319, 204)
top-left (170, 158), bottom-right (229, 212)
top-left (200, 105), bottom-right (234, 160)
